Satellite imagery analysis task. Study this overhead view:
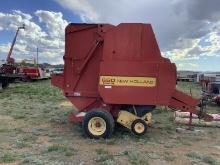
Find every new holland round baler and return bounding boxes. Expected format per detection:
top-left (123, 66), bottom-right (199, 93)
top-left (52, 23), bottom-right (212, 138)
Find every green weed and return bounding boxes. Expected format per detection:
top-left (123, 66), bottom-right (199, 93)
top-left (95, 149), bottom-right (114, 164)
top-left (47, 144), bottom-right (77, 156)
top-left (186, 152), bottom-right (219, 165)
top-left (0, 152), bottom-right (16, 163)
top-left (124, 151), bottom-right (149, 165)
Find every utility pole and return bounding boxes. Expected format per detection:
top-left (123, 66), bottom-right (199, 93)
top-left (36, 47), bottom-right (39, 68)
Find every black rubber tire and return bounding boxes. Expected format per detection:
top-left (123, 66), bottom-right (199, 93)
top-left (2, 81), bottom-right (9, 89)
top-left (131, 119), bottom-right (147, 136)
top-left (23, 76), bottom-right (32, 82)
top-left (0, 82), bottom-right (2, 91)
top-left (82, 110), bottom-right (115, 139)
top-left (216, 100), bottom-right (220, 106)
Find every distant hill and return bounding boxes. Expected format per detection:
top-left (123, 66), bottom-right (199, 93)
top-left (178, 70), bottom-right (220, 77)
top-left (14, 62), bottom-right (64, 69)
top-left (39, 63), bottom-right (64, 69)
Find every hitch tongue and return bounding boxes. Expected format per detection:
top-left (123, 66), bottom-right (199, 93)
top-left (197, 111), bottom-right (213, 121)
top-left (169, 89), bottom-right (213, 122)
top-left (197, 99), bottom-right (213, 121)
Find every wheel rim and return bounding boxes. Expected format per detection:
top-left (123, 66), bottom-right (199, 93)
top-left (134, 122), bottom-right (145, 134)
top-left (88, 117), bottom-right (106, 136)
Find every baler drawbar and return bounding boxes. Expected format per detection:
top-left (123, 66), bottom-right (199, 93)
top-left (52, 23), bottom-right (213, 138)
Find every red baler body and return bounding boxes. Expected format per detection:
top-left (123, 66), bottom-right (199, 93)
top-left (52, 23), bottom-right (212, 121)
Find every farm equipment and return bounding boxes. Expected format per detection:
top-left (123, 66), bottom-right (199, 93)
top-left (19, 66), bottom-right (48, 81)
top-left (201, 74), bottom-right (220, 106)
top-left (19, 59), bottom-right (49, 81)
top-left (212, 95), bottom-right (220, 106)
top-left (0, 25), bottom-right (25, 90)
top-left (52, 23), bottom-right (213, 139)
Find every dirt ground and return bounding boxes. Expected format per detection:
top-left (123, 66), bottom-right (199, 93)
top-left (0, 80), bottom-right (220, 165)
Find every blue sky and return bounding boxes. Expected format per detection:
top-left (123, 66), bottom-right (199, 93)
top-left (0, 0), bottom-right (79, 21)
top-left (0, 0), bottom-right (219, 71)
top-left (0, 0), bottom-right (79, 43)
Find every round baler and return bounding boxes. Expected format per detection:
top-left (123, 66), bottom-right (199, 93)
top-left (52, 23), bottom-right (213, 139)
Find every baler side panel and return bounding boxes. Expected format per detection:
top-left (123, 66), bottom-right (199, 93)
top-left (102, 23), bottom-right (163, 62)
top-left (99, 23), bottom-right (176, 106)
top-left (99, 61), bottom-right (159, 105)
top-left (64, 24), bottom-right (103, 111)
top-left (156, 63), bottom-right (177, 105)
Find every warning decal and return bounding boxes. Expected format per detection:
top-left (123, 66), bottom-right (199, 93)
top-left (99, 76), bottom-right (156, 87)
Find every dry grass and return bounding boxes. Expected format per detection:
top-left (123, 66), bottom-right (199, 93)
top-left (0, 80), bottom-right (220, 164)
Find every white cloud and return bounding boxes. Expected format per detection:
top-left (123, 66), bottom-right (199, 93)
top-left (55, 0), bottom-right (99, 22)
top-left (202, 31), bottom-right (220, 56)
top-left (56, 0), bottom-right (220, 67)
top-left (0, 44), bottom-right (11, 61)
top-left (0, 10), bottom-right (68, 64)
top-left (13, 10), bottom-right (32, 20)
top-left (177, 63), bottom-right (199, 71)
top-left (35, 10), bottom-right (68, 39)
top-left (1, 0), bottom-right (220, 70)
top-left (163, 39), bottom-right (201, 61)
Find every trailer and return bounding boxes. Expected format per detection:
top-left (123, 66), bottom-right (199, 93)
top-left (201, 73), bottom-right (220, 106)
top-left (177, 71), bottom-right (196, 82)
top-left (19, 49), bottom-right (51, 81)
top-left (19, 66), bottom-right (49, 81)
top-left (52, 23), bottom-right (213, 139)
top-left (0, 64), bottom-right (23, 90)
top-left (0, 25), bottom-right (25, 89)
top-left (213, 95), bottom-right (220, 106)
top-left (0, 73), bottom-right (10, 90)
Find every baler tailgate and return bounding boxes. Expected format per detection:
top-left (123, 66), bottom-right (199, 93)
top-left (169, 89), bottom-right (213, 121)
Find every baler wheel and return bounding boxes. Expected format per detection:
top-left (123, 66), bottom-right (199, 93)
top-left (82, 110), bottom-right (115, 139)
top-left (131, 119), bottom-right (147, 136)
